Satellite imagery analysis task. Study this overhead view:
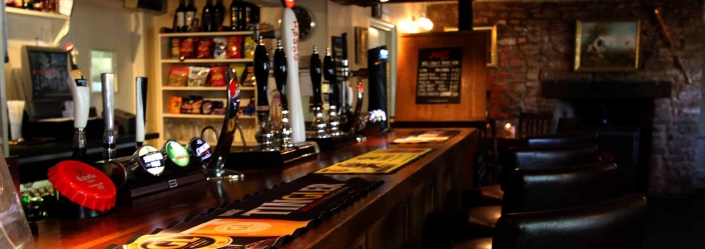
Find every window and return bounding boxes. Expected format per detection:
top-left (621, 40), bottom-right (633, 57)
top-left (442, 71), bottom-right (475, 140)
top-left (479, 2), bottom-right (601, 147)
top-left (90, 50), bottom-right (117, 93)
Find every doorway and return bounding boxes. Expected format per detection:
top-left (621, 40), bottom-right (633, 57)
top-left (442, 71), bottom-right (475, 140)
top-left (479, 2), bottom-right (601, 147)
top-left (369, 18), bottom-right (396, 119)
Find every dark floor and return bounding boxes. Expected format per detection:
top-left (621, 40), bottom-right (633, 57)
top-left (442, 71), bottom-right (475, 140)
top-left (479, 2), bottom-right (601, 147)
top-left (643, 190), bottom-right (705, 249)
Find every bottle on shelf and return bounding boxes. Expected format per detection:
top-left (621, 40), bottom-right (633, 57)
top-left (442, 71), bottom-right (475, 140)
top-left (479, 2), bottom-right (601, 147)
top-left (185, 0), bottom-right (197, 32)
top-left (213, 0), bottom-right (226, 31)
top-left (174, 0), bottom-right (186, 32)
top-left (229, 0), bottom-right (243, 31)
top-left (201, 0), bottom-right (215, 32)
top-left (23, 0), bottom-right (33, 10)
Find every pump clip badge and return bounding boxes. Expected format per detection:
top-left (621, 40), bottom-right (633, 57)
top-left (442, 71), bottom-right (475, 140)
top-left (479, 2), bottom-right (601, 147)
top-left (282, 0), bottom-right (294, 8)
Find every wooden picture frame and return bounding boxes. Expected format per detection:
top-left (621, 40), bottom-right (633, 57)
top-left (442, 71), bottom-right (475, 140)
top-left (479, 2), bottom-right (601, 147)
top-left (575, 20), bottom-right (641, 71)
top-left (355, 27), bottom-right (368, 65)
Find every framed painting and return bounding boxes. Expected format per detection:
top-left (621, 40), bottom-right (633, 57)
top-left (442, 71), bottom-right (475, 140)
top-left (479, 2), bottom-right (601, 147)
top-left (575, 20), bottom-right (641, 71)
top-left (354, 26), bottom-right (369, 65)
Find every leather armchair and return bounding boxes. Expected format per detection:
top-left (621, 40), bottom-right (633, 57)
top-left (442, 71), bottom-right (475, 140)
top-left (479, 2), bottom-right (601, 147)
top-left (479, 145), bottom-right (601, 205)
top-left (454, 194), bottom-right (647, 249)
top-left (524, 132), bottom-right (597, 148)
top-left (467, 160), bottom-right (617, 230)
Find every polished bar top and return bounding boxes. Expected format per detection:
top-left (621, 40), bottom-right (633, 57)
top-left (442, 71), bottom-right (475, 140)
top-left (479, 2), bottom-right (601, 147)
top-left (34, 128), bottom-right (477, 249)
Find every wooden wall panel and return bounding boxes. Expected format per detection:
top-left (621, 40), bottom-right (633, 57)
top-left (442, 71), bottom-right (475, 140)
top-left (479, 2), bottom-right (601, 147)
top-left (395, 31), bottom-right (487, 122)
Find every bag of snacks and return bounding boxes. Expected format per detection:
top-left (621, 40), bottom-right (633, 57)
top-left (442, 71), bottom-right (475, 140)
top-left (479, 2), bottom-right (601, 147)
top-left (202, 100), bottom-right (213, 114)
top-left (167, 67), bottom-right (189, 86)
top-left (226, 36), bottom-right (242, 59)
top-left (187, 66), bottom-right (211, 86)
top-left (179, 38), bottom-right (195, 59)
top-left (209, 66), bottom-right (227, 87)
top-left (191, 97), bottom-right (204, 114)
top-left (213, 37), bottom-right (227, 59)
top-left (243, 36), bottom-right (255, 59)
top-left (169, 97), bottom-right (182, 114)
top-left (197, 39), bottom-right (214, 59)
top-left (180, 96), bottom-right (193, 114)
top-left (170, 38), bottom-right (180, 59)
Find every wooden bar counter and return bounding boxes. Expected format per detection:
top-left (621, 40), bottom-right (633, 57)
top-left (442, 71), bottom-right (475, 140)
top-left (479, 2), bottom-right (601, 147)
top-left (34, 128), bottom-right (478, 249)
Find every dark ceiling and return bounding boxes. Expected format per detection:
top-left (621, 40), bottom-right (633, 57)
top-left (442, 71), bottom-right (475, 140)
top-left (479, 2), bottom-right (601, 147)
top-left (330, 0), bottom-right (456, 7)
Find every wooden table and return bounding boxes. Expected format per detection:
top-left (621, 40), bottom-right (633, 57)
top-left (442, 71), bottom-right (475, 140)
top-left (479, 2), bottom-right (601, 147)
top-left (34, 128), bottom-right (478, 249)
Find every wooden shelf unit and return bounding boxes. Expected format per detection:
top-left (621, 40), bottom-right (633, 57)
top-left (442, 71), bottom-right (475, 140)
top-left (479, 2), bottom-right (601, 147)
top-left (156, 31), bottom-right (258, 146)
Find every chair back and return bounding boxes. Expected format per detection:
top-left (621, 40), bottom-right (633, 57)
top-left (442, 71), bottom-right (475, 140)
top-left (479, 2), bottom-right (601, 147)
top-left (504, 145), bottom-right (599, 173)
top-left (493, 194), bottom-right (647, 249)
top-left (502, 160), bottom-right (617, 214)
top-left (518, 113), bottom-right (553, 137)
top-left (524, 132), bottom-right (597, 148)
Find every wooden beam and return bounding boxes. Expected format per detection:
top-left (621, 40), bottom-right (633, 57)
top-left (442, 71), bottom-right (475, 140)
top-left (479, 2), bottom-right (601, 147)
top-left (458, 0), bottom-right (473, 31)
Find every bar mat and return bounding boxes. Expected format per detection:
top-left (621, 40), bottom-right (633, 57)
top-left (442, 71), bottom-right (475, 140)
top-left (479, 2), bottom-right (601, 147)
top-left (391, 130), bottom-right (460, 144)
top-left (314, 148), bottom-right (433, 174)
top-left (108, 174), bottom-right (383, 249)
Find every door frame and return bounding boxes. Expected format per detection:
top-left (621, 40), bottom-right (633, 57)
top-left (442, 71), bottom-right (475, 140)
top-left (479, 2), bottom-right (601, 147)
top-left (370, 18), bottom-right (397, 119)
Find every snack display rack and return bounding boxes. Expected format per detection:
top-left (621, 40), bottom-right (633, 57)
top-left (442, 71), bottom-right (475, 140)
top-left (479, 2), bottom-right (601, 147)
top-left (155, 31), bottom-right (258, 147)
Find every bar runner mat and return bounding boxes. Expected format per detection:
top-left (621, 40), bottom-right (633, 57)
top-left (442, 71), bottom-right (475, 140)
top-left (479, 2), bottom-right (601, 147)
top-left (108, 174), bottom-right (383, 249)
top-left (314, 148), bottom-right (433, 174)
top-left (391, 130), bottom-right (460, 144)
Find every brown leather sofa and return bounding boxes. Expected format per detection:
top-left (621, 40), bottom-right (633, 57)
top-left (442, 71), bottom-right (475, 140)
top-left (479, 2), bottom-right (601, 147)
top-left (454, 194), bottom-right (647, 249)
top-left (480, 145), bottom-right (601, 204)
top-left (468, 160), bottom-right (617, 230)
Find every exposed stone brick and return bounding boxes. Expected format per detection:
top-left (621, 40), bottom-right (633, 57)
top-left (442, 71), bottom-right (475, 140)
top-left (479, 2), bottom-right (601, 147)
top-left (510, 12), bottom-right (528, 19)
top-left (424, 0), bottom-right (705, 197)
top-left (509, 59), bottom-right (525, 67)
top-left (498, 37), bottom-right (517, 46)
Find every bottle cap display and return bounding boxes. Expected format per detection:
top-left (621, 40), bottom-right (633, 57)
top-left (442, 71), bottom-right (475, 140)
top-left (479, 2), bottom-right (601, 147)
top-left (136, 145), bottom-right (166, 175)
top-left (47, 160), bottom-right (117, 212)
top-left (188, 138), bottom-right (213, 163)
top-left (164, 140), bottom-right (190, 167)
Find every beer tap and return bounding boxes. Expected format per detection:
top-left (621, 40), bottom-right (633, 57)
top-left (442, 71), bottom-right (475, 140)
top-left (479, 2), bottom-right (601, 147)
top-left (66, 74), bottom-right (89, 159)
top-left (245, 2), bottom-right (304, 145)
top-left (310, 46), bottom-right (328, 138)
top-left (324, 48), bottom-right (342, 137)
top-left (350, 73), bottom-right (365, 133)
top-left (101, 73), bottom-right (117, 160)
top-left (204, 67), bottom-right (243, 180)
top-left (254, 36), bottom-right (276, 151)
top-left (135, 77), bottom-right (148, 148)
top-left (273, 40), bottom-right (293, 149)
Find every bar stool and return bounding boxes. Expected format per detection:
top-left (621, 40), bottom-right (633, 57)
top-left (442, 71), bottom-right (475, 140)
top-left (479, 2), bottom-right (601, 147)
top-left (467, 160), bottom-right (617, 232)
top-left (453, 194), bottom-right (647, 249)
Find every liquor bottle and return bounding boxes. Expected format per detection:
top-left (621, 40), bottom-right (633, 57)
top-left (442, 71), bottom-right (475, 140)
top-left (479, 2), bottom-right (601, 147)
top-left (201, 0), bottom-right (214, 32)
top-left (174, 0), bottom-right (186, 32)
top-left (185, 0), bottom-right (197, 32)
top-left (213, 0), bottom-right (226, 31)
top-left (23, 0), bottom-right (33, 10)
top-left (229, 0), bottom-right (243, 31)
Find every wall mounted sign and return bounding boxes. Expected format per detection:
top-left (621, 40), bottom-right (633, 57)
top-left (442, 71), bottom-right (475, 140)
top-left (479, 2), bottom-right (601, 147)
top-left (415, 47), bottom-right (463, 104)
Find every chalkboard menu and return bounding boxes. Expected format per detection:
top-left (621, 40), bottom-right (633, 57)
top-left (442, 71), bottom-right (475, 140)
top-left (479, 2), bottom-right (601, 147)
top-left (415, 47), bottom-right (463, 104)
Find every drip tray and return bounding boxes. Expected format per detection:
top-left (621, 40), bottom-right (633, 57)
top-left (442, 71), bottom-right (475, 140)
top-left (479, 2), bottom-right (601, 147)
top-left (225, 143), bottom-right (318, 169)
top-left (307, 132), bottom-right (359, 151)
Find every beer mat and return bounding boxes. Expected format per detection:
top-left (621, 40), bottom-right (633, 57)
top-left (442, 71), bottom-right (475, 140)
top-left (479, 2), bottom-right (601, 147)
top-left (391, 130), bottom-right (460, 144)
top-left (109, 174), bottom-right (383, 249)
top-left (314, 148), bottom-right (433, 174)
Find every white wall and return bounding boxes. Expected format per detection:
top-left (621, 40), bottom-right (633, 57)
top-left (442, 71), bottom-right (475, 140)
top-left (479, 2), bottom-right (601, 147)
top-left (4, 0), bottom-right (151, 118)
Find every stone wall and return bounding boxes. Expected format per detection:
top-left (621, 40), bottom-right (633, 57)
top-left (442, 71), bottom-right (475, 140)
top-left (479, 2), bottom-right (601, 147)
top-left (427, 0), bottom-right (704, 197)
